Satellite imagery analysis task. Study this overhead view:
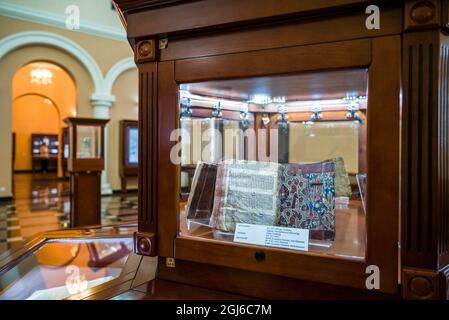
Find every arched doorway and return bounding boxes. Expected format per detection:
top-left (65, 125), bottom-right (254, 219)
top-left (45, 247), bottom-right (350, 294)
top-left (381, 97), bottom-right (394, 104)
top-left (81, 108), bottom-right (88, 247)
top-left (12, 61), bottom-right (77, 180)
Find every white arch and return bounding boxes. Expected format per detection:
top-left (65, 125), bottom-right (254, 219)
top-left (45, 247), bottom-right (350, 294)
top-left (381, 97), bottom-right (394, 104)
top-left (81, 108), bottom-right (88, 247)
top-left (0, 31), bottom-right (105, 93)
top-left (104, 57), bottom-right (137, 95)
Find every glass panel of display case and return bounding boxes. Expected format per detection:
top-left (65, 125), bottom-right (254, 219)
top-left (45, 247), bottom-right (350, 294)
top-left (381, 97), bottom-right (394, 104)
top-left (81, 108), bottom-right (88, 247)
top-left (0, 238), bottom-right (133, 300)
top-left (178, 69), bottom-right (368, 260)
top-left (76, 125), bottom-right (101, 159)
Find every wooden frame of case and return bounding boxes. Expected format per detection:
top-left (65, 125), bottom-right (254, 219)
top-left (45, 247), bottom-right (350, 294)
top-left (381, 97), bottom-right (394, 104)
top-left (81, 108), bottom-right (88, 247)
top-left (155, 37), bottom-right (400, 295)
top-left (114, 0), bottom-right (449, 299)
top-left (64, 117), bottom-right (109, 173)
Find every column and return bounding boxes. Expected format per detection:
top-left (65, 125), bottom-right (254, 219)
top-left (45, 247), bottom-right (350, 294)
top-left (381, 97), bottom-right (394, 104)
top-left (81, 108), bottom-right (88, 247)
top-left (91, 94), bottom-right (115, 195)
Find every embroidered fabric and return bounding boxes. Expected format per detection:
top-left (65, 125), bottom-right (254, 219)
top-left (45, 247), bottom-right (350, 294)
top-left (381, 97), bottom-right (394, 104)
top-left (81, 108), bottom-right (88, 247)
top-left (278, 161), bottom-right (336, 240)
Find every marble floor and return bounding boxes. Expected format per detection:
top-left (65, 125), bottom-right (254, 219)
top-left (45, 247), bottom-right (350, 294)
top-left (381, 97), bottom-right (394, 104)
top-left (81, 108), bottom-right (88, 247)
top-left (0, 173), bottom-right (137, 255)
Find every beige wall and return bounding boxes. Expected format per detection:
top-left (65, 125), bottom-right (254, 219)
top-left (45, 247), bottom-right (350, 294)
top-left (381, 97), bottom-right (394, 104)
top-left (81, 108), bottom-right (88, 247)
top-left (0, 16), bottom-right (137, 198)
top-left (0, 16), bottom-right (132, 74)
top-left (109, 69), bottom-right (139, 191)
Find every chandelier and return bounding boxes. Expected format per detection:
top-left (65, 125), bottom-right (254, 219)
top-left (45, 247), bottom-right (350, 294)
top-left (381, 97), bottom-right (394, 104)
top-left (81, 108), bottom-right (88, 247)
top-left (30, 68), bottom-right (53, 85)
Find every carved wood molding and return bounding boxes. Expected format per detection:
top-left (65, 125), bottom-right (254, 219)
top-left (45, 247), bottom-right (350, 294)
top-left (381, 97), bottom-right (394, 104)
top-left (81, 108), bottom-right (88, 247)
top-left (135, 39), bottom-right (157, 63)
top-left (404, 0), bottom-right (442, 30)
top-left (402, 268), bottom-right (440, 299)
top-left (134, 231), bottom-right (157, 256)
top-left (401, 31), bottom-right (449, 271)
top-left (137, 62), bottom-right (159, 246)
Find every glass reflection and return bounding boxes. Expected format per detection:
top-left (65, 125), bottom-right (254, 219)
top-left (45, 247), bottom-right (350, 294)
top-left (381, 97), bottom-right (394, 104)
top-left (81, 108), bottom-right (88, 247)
top-left (0, 238), bottom-right (133, 300)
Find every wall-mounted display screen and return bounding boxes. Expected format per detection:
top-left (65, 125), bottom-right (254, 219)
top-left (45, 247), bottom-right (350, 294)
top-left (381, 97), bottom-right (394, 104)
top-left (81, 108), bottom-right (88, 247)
top-left (127, 127), bottom-right (138, 165)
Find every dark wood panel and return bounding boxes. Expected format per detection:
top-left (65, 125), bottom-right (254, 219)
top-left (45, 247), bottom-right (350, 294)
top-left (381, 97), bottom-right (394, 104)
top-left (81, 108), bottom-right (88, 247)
top-left (157, 259), bottom-right (396, 300)
top-left (175, 236), bottom-right (367, 290)
top-left (68, 159), bottom-right (104, 172)
top-left (365, 36), bottom-right (401, 294)
top-left (183, 69), bottom-right (368, 102)
top-left (124, 0), bottom-right (375, 38)
top-left (157, 61), bottom-right (179, 258)
top-left (160, 6), bottom-right (401, 61)
top-left (175, 39), bottom-right (371, 83)
top-left (138, 63), bottom-right (158, 233)
top-left (70, 172), bottom-right (101, 227)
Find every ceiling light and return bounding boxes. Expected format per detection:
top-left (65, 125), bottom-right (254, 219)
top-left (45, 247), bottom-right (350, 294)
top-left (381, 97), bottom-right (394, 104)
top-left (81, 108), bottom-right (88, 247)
top-left (30, 68), bottom-right (53, 85)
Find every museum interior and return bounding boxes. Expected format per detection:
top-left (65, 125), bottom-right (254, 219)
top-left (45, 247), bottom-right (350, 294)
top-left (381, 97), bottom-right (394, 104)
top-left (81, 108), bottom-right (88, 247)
top-left (1, 0), bottom-right (449, 302)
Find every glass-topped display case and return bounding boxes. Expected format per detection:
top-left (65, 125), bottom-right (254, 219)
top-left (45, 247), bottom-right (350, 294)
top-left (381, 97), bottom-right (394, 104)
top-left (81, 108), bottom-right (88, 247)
top-left (0, 225), bottom-right (139, 300)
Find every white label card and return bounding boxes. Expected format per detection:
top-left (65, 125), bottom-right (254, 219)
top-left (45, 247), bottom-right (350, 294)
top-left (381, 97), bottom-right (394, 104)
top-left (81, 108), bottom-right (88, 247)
top-left (233, 223), bottom-right (309, 251)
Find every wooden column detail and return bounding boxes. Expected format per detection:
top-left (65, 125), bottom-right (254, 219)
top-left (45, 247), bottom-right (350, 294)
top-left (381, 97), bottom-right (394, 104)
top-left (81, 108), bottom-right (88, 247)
top-left (404, 0), bottom-right (441, 31)
top-left (402, 29), bottom-right (449, 299)
top-left (134, 39), bottom-right (159, 257)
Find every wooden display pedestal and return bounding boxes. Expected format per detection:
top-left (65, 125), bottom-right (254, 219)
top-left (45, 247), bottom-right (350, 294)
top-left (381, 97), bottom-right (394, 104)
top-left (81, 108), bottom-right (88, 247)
top-left (69, 171), bottom-right (102, 227)
top-left (64, 117), bottom-right (109, 228)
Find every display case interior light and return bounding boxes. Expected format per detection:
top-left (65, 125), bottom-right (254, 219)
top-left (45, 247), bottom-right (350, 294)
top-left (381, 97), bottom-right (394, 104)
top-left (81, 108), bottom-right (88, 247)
top-left (30, 68), bottom-right (53, 85)
top-left (248, 94), bottom-right (286, 105)
top-left (180, 89), bottom-right (367, 115)
top-left (179, 90), bottom-right (249, 111)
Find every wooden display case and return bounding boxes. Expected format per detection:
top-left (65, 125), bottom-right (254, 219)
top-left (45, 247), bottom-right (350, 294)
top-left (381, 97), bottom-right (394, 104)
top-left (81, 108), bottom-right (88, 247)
top-left (113, 0), bottom-right (449, 299)
top-left (30, 133), bottom-right (59, 172)
top-left (64, 117), bottom-right (109, 227)
top-left (119, 120), bottom-right (138, 194)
